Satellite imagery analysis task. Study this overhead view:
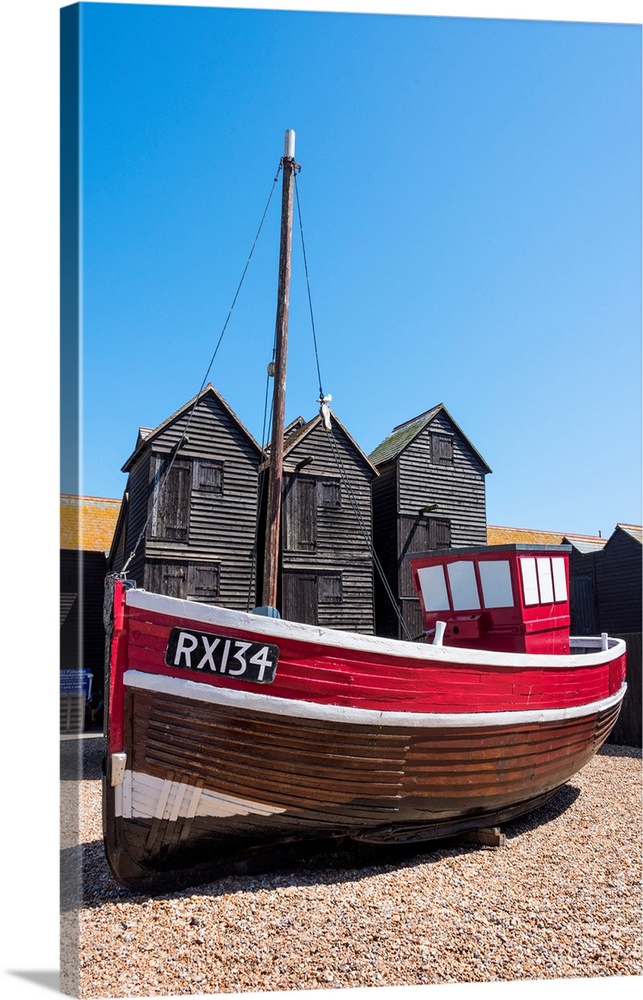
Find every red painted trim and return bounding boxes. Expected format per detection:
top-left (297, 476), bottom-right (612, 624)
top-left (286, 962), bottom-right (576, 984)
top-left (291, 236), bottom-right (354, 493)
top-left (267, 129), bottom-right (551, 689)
top-left (107, 579), bottom-right (129, 753)
top-left (118, 601), bottom-right (625, 716)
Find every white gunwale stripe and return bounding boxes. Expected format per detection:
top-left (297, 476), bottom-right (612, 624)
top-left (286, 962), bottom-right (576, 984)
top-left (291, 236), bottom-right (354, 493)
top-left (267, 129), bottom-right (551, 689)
top-left (125, 588), bottom-right (625, 669)
top-left (123, 668), bottom-right (626, 729)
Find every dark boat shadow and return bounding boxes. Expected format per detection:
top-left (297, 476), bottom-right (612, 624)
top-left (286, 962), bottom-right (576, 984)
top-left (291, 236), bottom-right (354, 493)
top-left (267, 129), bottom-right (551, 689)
top-left (597, 742), bottom-right (642, 760)
top-left (63, 781), bottom-right (581, 912)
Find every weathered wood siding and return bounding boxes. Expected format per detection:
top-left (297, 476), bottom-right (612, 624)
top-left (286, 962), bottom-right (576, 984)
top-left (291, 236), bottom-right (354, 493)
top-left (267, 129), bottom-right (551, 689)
top-left (596, 530), bottom-right (642, 634)
top-left (117, 452), bottom-right (151, 586)
top-left (279, 419), bottom-right (375, 633)
top-left (609, 632), bottom-right (642, 748)
top-left (107, 495), bottom-right (129, 578)
top-left (595, 531), bottom-right (641, 747)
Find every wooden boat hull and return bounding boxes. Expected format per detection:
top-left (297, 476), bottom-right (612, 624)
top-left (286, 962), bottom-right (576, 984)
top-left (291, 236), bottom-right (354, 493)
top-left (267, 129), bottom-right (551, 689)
top-left (103, 579), bottom-right (626, 893)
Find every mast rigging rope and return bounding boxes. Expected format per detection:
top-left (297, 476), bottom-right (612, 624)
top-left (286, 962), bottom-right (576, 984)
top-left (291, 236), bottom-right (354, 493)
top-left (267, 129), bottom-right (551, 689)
top-left (293, 178), bottom-right (415, 641)
top-left (120, 162), bottom-right (283, 576)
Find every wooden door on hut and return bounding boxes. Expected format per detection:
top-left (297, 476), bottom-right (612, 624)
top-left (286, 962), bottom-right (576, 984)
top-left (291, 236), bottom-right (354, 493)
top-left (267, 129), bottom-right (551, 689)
top-left (399, 515), bottom-right (452, 638)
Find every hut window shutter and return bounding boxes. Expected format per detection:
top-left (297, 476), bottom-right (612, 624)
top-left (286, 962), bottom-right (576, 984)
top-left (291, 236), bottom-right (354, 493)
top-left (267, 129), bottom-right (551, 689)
top-left (146, 562), bottom-right (187, 599)
top-left (431, 434), bottom-right (454, 466)
top-left (282, 571), bottom-right (318, 624)
top-left (399, 516), bottom-right (430, 598)
top-left (319, 479), bottom-right (341, 509)
top-left (196, 460), bottom-right (224, 493)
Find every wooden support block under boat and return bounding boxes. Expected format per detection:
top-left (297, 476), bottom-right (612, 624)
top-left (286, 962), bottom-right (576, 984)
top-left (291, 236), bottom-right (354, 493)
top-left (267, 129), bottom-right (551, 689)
top-left (457, 826), bottom-right (507, 848)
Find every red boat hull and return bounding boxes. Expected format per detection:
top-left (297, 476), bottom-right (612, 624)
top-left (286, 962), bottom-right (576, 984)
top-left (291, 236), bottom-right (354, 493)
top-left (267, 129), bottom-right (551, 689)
top-left (103, 580), bottom-right (626, 893)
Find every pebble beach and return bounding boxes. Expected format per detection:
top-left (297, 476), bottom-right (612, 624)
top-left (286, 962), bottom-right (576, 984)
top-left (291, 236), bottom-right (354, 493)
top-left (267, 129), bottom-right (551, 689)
top-left (61, 736), bottom-right (642, 998)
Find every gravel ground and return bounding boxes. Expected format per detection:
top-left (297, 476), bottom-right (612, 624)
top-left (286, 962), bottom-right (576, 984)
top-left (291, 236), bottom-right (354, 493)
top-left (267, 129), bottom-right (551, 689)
top-left (60, 736), bottom-right (642, 998)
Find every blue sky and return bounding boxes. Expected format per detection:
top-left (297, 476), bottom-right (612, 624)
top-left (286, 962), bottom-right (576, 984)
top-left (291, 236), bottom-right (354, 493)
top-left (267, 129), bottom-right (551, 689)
top-left (69, 2), bottom-right (642, 538)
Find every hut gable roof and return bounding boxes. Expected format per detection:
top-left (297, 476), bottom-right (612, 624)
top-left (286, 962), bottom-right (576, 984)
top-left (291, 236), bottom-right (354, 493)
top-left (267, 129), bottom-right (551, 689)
top-left (136, 427), bottom-right (153, 446)
top-left (283, 416), bottom-right (307, 443)
top-left (281, 411), bottom-right (379, 477)
top-left (614, 523), bottom-right (643, 545)
top-left (369, 403), bottom-right (491, 473)
top-left (563, 533), bottom-right (608, 554)
top-left (121, 383), bottom-right (262, 471)
top-left (60, 494), bottom-right (122, 552)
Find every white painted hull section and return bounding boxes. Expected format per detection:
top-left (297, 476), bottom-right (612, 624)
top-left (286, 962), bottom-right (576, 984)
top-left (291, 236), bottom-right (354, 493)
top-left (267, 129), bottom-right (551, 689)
top-left (115, 769), bottom-right (287, 820)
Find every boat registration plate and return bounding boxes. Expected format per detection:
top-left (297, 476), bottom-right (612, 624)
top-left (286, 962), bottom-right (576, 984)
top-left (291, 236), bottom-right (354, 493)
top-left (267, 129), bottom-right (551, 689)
top-left (165, 627), bottom-right (279, 684)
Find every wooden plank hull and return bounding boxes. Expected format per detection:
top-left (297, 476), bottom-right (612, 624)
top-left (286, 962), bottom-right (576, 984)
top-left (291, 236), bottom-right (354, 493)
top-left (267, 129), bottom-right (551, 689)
top-left (103, 580), bottom-right (627, 893)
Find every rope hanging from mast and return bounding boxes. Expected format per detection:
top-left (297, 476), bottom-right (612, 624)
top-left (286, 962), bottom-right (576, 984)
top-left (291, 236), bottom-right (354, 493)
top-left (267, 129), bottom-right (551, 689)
top-left (294, 173), bottom-right (325, 405)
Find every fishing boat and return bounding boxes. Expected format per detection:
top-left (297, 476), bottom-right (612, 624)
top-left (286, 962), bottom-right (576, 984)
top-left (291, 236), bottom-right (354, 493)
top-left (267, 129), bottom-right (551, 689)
top-left (102, 132), bottom-right (627, 893)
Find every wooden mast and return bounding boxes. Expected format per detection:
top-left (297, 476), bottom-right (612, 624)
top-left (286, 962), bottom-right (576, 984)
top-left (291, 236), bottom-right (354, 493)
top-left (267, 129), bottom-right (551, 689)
top-left (262, 129), bottom-right (297, 611)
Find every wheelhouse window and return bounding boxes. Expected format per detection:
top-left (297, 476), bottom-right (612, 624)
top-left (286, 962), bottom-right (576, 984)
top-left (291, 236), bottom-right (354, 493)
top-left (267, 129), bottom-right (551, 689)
top-left (551, 558), bottom-right (568, 601)
top-left (478, 560), bottom-right (514, 608)
top-left (520, 556), bottom-right (567, 606)
top-left (537, 558), bottom-right (554, 603)
top-left (418, 564), bottom-right (450, 612)
top-left (446, 561), bottom-right (480, 611)
top-left (419, 558), bottom-right (515, 613)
